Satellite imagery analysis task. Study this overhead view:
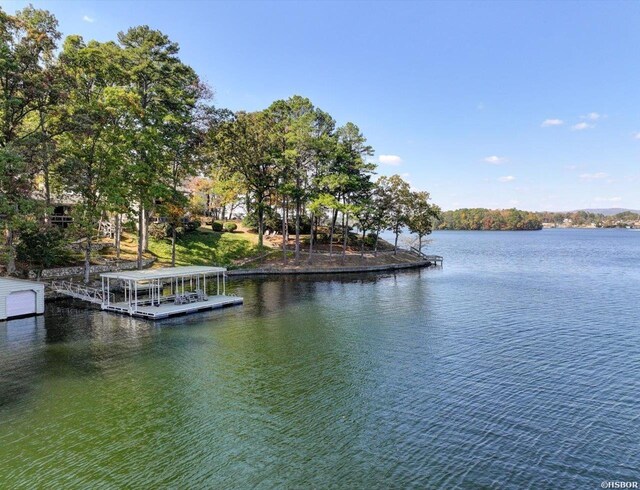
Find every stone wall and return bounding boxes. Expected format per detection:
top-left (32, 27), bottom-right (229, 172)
top-left (30, 257), bottom-right (156, 280)
top-left (227, 260), bottom-right (435, 277)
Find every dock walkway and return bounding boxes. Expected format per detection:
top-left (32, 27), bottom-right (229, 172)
top-left (105, 295), bottom-right (243, 319)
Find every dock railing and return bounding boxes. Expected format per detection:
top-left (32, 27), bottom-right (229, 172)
top-left (50, 280), bottom-right (112, 305)
top-left (409, 247), bottom-right (443, 265)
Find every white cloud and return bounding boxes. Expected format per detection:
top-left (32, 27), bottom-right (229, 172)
top-left (541, 118), bottom-right (564, 127)
top-left (595, 196), bottom-right (622, 202)
top-left (579, 172), bottom-right (608, 181)
top-left (498, 176), bottom-right (516, 183)
top-left (633, 132), bottom-right (640, 140)
top-left (581, 112), bottom-right (602, 121)
top-left (83, 15), bottom-right (95, 23)
top-left (571, 122), bottom-right (594, 131)
top-left (483, 155), bottom-right (507, 165)
top-left (565, 165), bottom-right (578, 171)
top-left (378, 154), bottom-right (402, 166)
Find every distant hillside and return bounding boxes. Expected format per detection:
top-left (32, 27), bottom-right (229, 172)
top-left (578, 208), bottom-right (640, 216)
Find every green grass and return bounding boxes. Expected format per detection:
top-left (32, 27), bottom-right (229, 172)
top-left (148, 228), bottom-right (262, 267)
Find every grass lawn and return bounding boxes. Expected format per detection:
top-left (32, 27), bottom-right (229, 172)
top-left (148, 227), bottom-right (263, 267)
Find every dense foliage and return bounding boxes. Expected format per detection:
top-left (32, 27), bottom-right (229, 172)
top-left (437, 209), bottom-right (543, 231)
top-left (535, 211), bottom-right (640, 228)
top-left (0, 5), bottom-right (439, 280)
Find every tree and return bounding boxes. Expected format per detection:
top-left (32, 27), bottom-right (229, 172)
top-left (56, 36), bottom-right (135, 283)
top-left (118, 25), bottom-right (203, 268)
top-left (16, 224), bottom-right (68, 279)
top-left (407, 191), bottom-right (440, 252)
top-left (162, 102), bottom-right (207, 266)
top-left (376, 174), bottom-right (411, 254)
top-left (211, 110), bottom-right (279, 248)
top-left (266, 96), bottom-right (335, 261)
top-left (0, 5), bottom-right (60, 274)
top-left (317, 122), bottom-right (374, 256)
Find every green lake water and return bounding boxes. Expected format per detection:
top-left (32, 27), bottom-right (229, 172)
top-left (1, 229), bottom-right (639, 488)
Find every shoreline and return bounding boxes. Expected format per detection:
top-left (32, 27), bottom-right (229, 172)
top-left (42, 257), bottom-right (438, 301)
top-left (228, 259), bottom-right (439, 277)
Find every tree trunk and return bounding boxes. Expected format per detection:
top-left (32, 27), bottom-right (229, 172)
top-left (84, 236), bottom-right (91, 284)
top-left (282, 195), bottom-right (287, 263)
top-left (257, 201), bottom-right (264, 248)
top-left (142, 207), bottom-right (150, 252)
top-left (308, 212), bottom-right (314, 264)
top-left (43, 165), bottom-right (51, 224)
top-left (418, 235), bottom-right (422, 254)
top-left (361, 229), bottom-right (366, 258)
top-left (342, 212), bottom-right (348, 262)
top-left (373, 230), bottom-right (380, 257)
top-left (137, 206), bottom-right (143, 269)
top-left (171, 227), bottom-right (177, 267)
top-left (115, 214), bottom-right (121, 261)
top-left (5, 228), bottom-right (16, 275)
top-left (394, 230), bottom-right (399, 255)
top-left (294, 198), bottom-right (301, 262)
top-left (329, 209), bottom-right (337, 256)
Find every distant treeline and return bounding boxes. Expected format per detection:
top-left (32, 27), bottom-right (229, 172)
top-left (436, 209), bottom-right (640, 231)
top-left (536, 211), bottom-right (640, 228)
top-left (436, 209), bottom-right (543, 231)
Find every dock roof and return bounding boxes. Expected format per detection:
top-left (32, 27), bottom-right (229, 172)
top-left (100, 266), bottom-right (227, 281)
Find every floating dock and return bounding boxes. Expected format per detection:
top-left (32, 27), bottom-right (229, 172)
top-left (49, 266), bottom-right (243, 319)
top-left (105, 295), bottom-right (243, 319)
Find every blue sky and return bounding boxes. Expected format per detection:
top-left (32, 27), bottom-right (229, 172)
top-left (4, 0), bottom-right (640, 211)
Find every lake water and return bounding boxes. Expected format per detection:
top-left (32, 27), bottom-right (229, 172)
top-left (1, 229), bottom-right (639, 488)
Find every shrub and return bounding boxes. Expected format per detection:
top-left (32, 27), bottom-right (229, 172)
top-left (224, 222), bottom-right (237, 233)
top-left (184, 220), bottom-right (201, 232)
top-left (149, 222), bottom-right (170, 240)
top-left (150, 222), bottom-right (186, 239)
top-left (364, 234), bottom-right (377, 247)
top-left (123, 219), bottom-right (137, 233)
top-left (17, 226), bottom-right (71, 274)
top-left (211, 221), bottom-right (223, 232)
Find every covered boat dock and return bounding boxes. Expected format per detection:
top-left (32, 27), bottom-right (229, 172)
top-left (100, 266), bottom-right (243, 319)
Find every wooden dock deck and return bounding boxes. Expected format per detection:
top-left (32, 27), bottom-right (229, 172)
top-left (104, 295), bottom-right (243, 319)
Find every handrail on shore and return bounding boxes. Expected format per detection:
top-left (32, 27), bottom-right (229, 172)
top-left (409, 247), bottom-right (443, 265)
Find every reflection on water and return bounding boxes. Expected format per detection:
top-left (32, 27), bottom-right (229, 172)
top-left (0, 229), bottom-right (638, 488)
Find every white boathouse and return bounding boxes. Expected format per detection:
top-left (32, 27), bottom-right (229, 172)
top-left (0, 278), bottom-right (45, 321)
top-left (99, 266), bottom-right (242, 319)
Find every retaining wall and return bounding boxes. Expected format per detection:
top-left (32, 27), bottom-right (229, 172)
top-left (30, 258), bottom-right (156, 280)
top-left (228, 260), bottom-right (435, 277)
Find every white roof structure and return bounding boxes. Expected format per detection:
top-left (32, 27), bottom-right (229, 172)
top-left (100, 266), bottom-right (227, 281)
top-left (0, 277), bottom-right (45, 320)
top-left (0, 277), bottom-right (45, 287)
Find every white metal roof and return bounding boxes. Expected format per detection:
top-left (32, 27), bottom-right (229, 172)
top-left (0, 277), bottom-right (45, 289)
top-left (100, 266), bottom-right (227, 281)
